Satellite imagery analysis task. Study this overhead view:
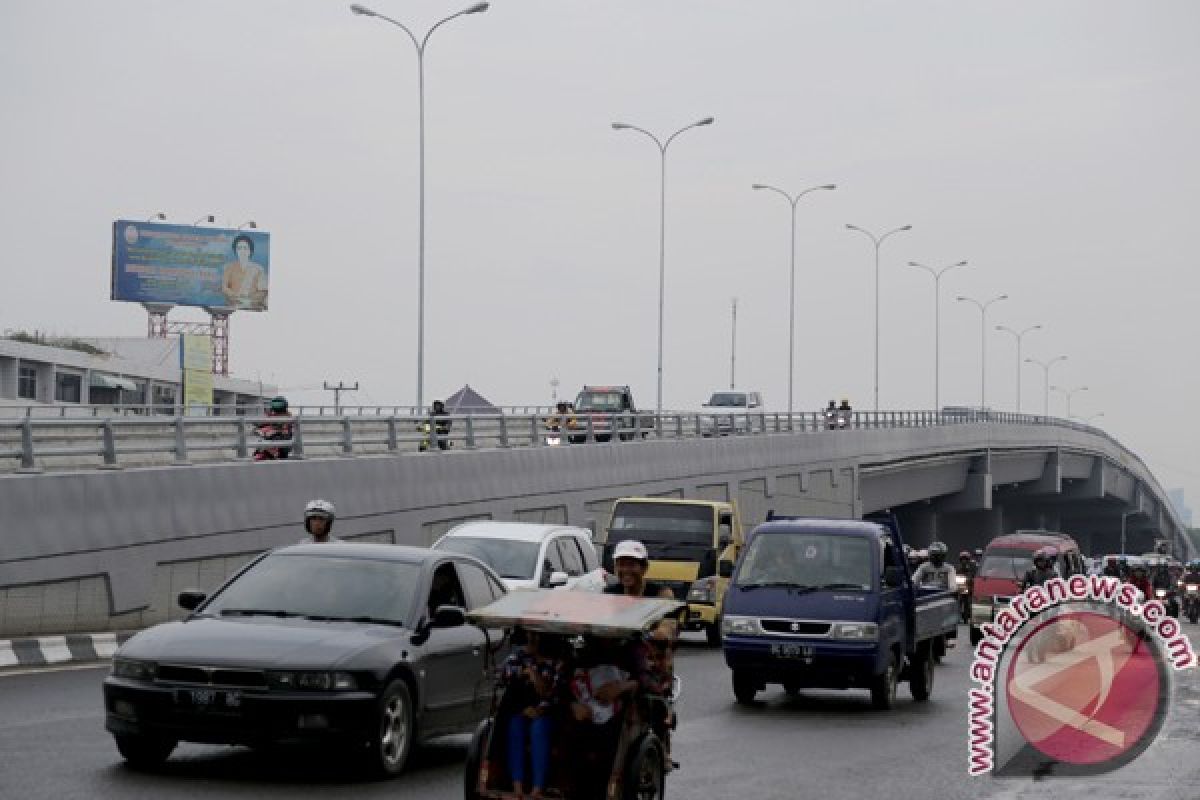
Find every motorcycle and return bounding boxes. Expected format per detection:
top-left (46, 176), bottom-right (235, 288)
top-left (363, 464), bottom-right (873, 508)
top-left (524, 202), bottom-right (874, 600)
top-left (955, 574), bottom-right (971, 624)
top-left (1183, 580), bottom-right (1200, 624)
top-left (1154, 586), bottom-right (1180, 619)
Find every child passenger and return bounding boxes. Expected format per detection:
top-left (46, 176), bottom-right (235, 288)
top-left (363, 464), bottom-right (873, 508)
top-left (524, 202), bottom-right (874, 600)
top-left (499, 629), bottom-right (566, 800)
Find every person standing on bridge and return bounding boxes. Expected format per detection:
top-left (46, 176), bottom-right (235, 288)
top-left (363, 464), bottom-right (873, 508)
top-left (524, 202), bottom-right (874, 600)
top-left (301, 499), bottom-right (339, 543)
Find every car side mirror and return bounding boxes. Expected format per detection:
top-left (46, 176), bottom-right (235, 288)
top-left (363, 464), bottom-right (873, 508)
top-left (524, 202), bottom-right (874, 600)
top-left (547, 571), bottom-right (569, 588)
top-left (431, 605), bottom-right (466, 628)
top-left (178, 590), bottom-right (207, 611)
top-left (883, 566), bottom-right (905, 589)
top-left (719, 561), bottom-right (734, 578)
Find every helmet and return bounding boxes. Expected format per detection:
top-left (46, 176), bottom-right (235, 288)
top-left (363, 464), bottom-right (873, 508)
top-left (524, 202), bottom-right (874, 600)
top-left (304, 498), bottom-right (336, 521)
top-left (928, 542), bottom-right (948, 556)
top-left (269, 396), bottom-right (288, 413)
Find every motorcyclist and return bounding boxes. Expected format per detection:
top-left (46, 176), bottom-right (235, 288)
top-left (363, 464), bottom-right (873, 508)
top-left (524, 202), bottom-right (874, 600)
top-left (1128, 563), bottom-right (1153, 602)
top-left (1102, 556), bottom-right (1122, 578)
top-left (419, 400), bottom-right (452, 451)
top-left (301, 499), bottom-right (339, 543)
top-left (1151, 562), bottom-right (1174, 591)
top-left (905, 545), bottom-right (922, 575)
top-left (545, 401), bottom-right (578, 433)
top-left (254, 396), bottom-right (294, 460)
top-left (1118, 556), bottom-right (1130, 580)
top-left (1184, 560), bottom-right (1200, 585)
top-left (1021, 547), bottom-right (1059, 590)
top-left (824, 400), bottom-right (838, 430)
top-left (913, 542), bottom-right (957, 590)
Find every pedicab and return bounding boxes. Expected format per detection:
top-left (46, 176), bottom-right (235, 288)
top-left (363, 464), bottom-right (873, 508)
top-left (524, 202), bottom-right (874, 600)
top-left (464, 589), bottom-right (684, 800)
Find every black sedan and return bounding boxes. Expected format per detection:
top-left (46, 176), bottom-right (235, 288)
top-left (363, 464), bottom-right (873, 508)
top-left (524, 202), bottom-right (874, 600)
top-left (103, 543), bottom-right (509, 777)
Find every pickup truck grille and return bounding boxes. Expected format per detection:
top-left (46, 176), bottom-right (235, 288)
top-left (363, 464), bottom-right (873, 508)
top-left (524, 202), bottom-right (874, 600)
top-left (759, 619), bottom-right (831, 636)
top-left (156, 664), bottom-right (268, 689)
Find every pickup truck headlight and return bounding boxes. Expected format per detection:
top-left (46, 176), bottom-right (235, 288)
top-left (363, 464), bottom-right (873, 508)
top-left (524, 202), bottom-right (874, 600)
top-left (688, 577), bottom-right (717, 604)
top-left (111, 659), bottom-right (156, 681)
top-left (832, 623), bottom-right (879, 641)
top-left (267, 671), bottom-right (357, 691)
top-left (721, 615), bottom-right (760, 635)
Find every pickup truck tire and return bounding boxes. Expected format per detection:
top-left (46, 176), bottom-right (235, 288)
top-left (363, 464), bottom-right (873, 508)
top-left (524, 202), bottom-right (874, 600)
top-left (704, 623), bottom-right (721, 648)
top-left (909, 646), bottom-right (934, 702)
top-left (732, 670), bottom-right (758, 705)
top-left (870, 651), bottom-right (899, 711)
top-left (933, 636), bottom-right (946, 664)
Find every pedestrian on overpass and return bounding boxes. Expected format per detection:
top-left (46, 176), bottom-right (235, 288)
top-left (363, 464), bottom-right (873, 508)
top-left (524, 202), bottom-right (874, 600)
top-left (301, 499), bottom-right (339, 544)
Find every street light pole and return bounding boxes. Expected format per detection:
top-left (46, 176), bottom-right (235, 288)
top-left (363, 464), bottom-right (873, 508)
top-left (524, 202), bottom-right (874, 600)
top-left (907, 260), bottom-right (968, 411)
top-left (847, 224), bottom-right (912, 412)
top-left (995, 324), bottom-right (1042, 413)
top-left (1050, 384), bottom-right (1088, 419)
top-left (956, 294), bottom-right (1008, 410)
top-left (351, 2), bottom-right (490, 412)
top-left (1024, 355), bottom-right (1068, 418)
top-left (612, 117), bottom-right (715, 420)
top-left (730, 297), bottom-right (737, 390)
top-left (753, 183), bottom-right (837, 414)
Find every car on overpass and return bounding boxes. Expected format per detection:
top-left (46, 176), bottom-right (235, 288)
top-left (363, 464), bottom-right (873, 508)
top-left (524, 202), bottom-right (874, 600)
top-left (103, 543), bottom-right (509, 777)
top-left (570, 385), bottom-right (655, 442)
top-left (432, 520), bottom-right (606, 592)
top-left (700, 390), bottom-right (765, 436)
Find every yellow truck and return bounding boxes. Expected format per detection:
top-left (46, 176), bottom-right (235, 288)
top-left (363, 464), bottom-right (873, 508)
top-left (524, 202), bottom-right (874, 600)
top-left (603, 497), bottom-right (744, 646)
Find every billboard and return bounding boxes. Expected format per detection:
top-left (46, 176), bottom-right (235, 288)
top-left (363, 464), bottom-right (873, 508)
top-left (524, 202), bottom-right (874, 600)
top-left (180, 334), bottom-right (213, 414)
top-left (112, 220), bottom-right (270, 311)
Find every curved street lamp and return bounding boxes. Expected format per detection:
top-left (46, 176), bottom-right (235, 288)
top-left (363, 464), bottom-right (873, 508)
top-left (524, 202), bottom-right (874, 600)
top-left (956, 294), bottom-right (1008, 410)
top-left (753, 183), bottom-right (836, 413)
top-left (351, 1), bottom-right (491, 411)
top-left (1024, 355), bottom-right (1068, 418)
top-left (847, 224), bottom-right (912, 411)
top-left (612, 117), bottom-right (715, 420)
top-left (995, 323), bottom-right (1042, 413)
top-left (908, 260), bottom-right (968, 411)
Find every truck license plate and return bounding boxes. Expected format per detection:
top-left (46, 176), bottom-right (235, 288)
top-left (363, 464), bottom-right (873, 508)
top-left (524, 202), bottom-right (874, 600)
top-left (770, 643), bottom-right (814, 660)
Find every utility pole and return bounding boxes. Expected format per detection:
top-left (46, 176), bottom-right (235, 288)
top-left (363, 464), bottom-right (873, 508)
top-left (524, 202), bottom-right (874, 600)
top-left (323, 381), bottom-right (359, 415)
top-left (730, 297), bottom-right (737, 390)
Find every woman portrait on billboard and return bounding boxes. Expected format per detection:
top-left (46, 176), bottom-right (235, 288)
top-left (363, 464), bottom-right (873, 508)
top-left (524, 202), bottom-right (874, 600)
top-left (221, 234), bottom-right (268, 310)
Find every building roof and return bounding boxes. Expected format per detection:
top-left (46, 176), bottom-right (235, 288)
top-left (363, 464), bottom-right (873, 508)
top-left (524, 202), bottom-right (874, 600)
top-left (444, 384), bottom-right (501, 415)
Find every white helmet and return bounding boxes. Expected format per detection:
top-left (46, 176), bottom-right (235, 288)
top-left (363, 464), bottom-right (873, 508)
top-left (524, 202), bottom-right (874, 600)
top-left (304, 498), bottom-right (336, 521)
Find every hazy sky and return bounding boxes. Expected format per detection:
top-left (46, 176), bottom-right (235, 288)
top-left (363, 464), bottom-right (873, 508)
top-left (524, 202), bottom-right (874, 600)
top-left (2, 1), bottom-right (1198, 506)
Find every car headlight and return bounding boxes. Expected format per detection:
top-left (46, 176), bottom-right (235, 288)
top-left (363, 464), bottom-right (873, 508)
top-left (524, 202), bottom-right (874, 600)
top-left (832, 623), bottom-right (879, 641)
top-left (1187, 584), bottom-right (1198, 593)
top-left (688, 577), bottom-right (717, 604)
top-left (267, 671), bottom-right (357, 691)
top-left (111, 659), bottom-right (156, 681)
top-left (1155, 589), bottom-right (1167, 599)
top-left (721, 615), bottom-right (759, 635)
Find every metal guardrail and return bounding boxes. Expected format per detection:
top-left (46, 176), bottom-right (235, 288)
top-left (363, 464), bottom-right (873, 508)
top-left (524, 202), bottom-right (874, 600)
top-left (0, 403), bottom-right (555, 419)
top-left (0, 408), bottom-right (1095, 474)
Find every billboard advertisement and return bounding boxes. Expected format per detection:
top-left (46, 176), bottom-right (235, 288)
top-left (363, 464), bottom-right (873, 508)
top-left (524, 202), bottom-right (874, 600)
top-left (180, 334), bottom-right (213, 414)
top-left (111, 220), bottom-right (270, 311)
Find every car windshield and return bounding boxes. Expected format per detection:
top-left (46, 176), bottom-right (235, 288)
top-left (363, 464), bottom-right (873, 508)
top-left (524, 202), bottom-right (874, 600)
top-left (610, 502), bottom-right (714, 549)
top-left (436, 537), bottom-right (540, 580)
top-left (203, 553), bottom-right (420, 625)
top-left (707, 392), bottom-right (747, 407)
top-left (979, 547), bottom-right (1035, 581)
top-left (575, 391), bottom-right (625, 411)
top-left (738, 533), bottom-right (873, 590)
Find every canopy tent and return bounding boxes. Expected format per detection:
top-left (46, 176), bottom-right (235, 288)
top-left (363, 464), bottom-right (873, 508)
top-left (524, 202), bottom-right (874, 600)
top-left (443, 384), bottom-right (502, 416)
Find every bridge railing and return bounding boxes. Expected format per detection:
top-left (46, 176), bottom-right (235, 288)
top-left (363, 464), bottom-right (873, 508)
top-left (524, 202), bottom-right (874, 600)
top-left (0, 408), bottom-right (1091, 474)
top-left (0, 402), bottom-right (555, 418)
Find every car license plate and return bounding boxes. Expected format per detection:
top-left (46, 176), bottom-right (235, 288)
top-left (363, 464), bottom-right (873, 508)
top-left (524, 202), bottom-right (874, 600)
top-left (770, 643), bottom-right (814, 660)
top-left (176, 688), bottom-right (242, 710)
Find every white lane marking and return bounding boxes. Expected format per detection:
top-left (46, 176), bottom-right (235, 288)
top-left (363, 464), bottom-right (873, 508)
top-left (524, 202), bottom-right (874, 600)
top-left (93, 633), bottom-right (119, 658)
top-left (38, 636), bottom-right (72, 663)
top-left (0, 642), bottom-right (16, 668)
top-left (0, 662), bottom-right (110, 678)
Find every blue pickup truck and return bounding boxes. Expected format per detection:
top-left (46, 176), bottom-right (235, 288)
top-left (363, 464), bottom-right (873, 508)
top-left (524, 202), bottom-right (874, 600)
top-left (719, 516), bottom-right (959, 709)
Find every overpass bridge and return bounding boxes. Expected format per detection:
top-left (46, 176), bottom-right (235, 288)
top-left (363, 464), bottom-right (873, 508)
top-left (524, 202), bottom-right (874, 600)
top-left (0, 409), bottom-right (1191, 637)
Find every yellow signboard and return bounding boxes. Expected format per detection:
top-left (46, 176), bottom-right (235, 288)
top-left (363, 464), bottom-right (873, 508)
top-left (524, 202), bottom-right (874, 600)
top-left (180, 334), bottom-right (213, 413)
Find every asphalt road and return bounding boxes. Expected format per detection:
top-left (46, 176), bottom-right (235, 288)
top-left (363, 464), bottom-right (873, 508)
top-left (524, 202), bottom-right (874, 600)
top-left (2, 626), bottom-right (1198, 799)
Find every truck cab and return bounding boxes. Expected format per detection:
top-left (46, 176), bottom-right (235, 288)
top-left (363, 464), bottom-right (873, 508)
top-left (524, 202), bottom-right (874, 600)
top-left (720, 516), bottom-right (957, 709)
top-left (603, 497), bottom-right (743, 646)
top-left (571, 385), bottom-right (654, 442)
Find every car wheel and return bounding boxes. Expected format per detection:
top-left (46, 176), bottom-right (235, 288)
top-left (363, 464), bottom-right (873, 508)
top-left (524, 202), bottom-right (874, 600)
top-left (933, 636), bottom-right (946, 664)
top-left (969, 626), bottom-right (982, 647)
top-left (732, 670), bottom-right (758, 705)
top-left (464, 717), bottom-right (492, 800)
top-left (909, 646), bottom-right (934, 702)
top-left (367, 679), bottom-right (414, 778)
top-left (623, 733), bottom-right (665, 800)
top-left (870, 651), bottom-right (899, 711)
top-left (704, 622), bottom-right (721, 648)
top-left (114, 733), bottom-right (176, 768)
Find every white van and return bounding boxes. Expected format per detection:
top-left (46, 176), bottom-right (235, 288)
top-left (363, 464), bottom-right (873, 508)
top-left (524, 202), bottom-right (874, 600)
top-left (433, 521), bottom-right (606, 592)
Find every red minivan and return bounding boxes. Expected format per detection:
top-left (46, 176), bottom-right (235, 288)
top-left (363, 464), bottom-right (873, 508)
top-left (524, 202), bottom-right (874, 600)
top-left (968, 531), bottom-right (1085, 645)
